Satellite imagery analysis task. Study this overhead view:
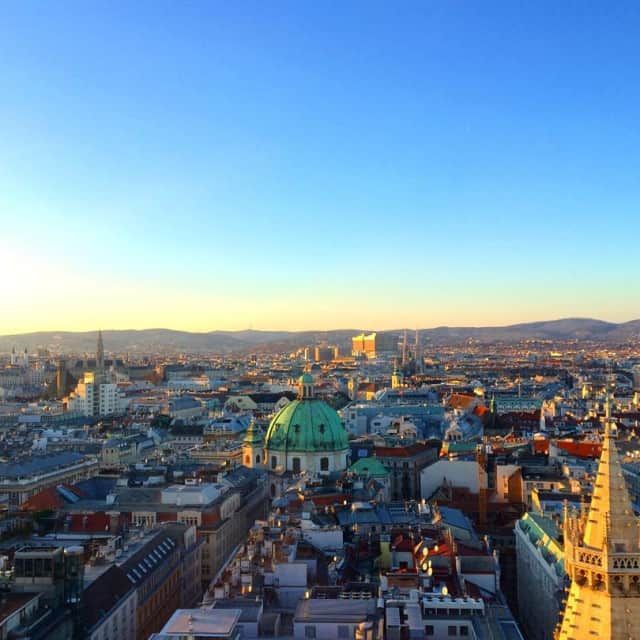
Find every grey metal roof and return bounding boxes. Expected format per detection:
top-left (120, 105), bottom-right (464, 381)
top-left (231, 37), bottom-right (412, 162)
top-left (0, 452), bottom-right (88, 479)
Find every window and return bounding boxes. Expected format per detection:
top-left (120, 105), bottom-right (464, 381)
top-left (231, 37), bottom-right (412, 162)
top-left (271, 456), bottom-right (277, 469)
top-left (338, 625), bottom-right (350, 638)
top-left (448, 626), bottom-right (457, 636)
top-left (305, 626), bottom-right (316, 639)
top-left (320, 457), bottom-right (329, 471)
top-left (256, 454), bottom-right (260, 464)
top-left (425, 626), bottom-right (434, 636)
top-left (460, 627), bottom-right (469, 637)
top-left (292, 457), bottom-right (301, 473)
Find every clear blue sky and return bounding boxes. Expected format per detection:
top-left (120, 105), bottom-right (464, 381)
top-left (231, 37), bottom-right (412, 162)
top-left (1, 1), bottom-right (639, 332)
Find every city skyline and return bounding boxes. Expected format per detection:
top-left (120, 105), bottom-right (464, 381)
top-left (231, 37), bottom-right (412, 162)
top-left (2, 4), bottom-right (639, 638)
top-left (1, 314), bottom-right (640, 338)
top-left (2, 2), bottom-right (640, 333)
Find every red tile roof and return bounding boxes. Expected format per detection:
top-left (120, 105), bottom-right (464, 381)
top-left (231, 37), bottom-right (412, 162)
top-left (375, 443), bottom-right (434, 458)
top-left (20, 484), bottom-right (84, 512)
top-left (68, 512), bottom-right (111, 533)
top-left (448, 393), bottom-right (476, 410)
top-left (556, 439), bottom-right (602, 458)
top-left (473, 405), bottom-right (490, 417)
top-left (310, 494), bottom-right (347, 507)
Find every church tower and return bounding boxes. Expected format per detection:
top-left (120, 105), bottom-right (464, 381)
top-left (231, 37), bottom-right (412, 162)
top-left (391, 361), bottom-right (404, 389)
top-left (56, 357), bottom-right (68, 399)
top-left (242, 418), bottom-right (264, 469)
top-left (414, 329), bottom-right (422, 374)
top-left (556, 393), bottom-right (640, 640)
top-left (96, 330), bottom-right (105, 373)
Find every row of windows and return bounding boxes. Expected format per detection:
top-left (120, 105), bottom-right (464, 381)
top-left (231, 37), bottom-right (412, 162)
top-left (270, 456), bottom-right (330, 471)
top-left (425, 625), bottom-right (469, 637)
top-left (92, 598), bottom-right (135, 640)
top-left (423, 608), bottom-right (480, 617)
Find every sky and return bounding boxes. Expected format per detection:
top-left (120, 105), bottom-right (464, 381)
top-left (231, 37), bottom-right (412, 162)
top-left (1, 1), bottom-right (639, 334)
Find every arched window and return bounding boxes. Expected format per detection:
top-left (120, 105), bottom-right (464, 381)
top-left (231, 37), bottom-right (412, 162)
top-left (270, 484), bottom-right (276, 498)
top-left (255, 454), bottom-right (261, 464)
top-left (292, 457), bottom-right (301, 473)
top-left (271, 456), bottom-right (277, 469)
top-left (245, 455), bottom-right (250, 465)
top-left (320, 457), bottom-right (329, 471)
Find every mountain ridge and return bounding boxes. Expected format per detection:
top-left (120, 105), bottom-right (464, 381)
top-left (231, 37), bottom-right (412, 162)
top-left (1, 318), bottom-right (639, 353)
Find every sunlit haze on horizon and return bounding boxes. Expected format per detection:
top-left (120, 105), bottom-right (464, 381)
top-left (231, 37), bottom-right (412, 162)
top-left (1, 1), bottom-right (639, 334)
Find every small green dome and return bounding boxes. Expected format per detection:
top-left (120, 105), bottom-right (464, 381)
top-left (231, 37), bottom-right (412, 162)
top-left (348, 457), bottom-right (390, 477)
top-left (264, 398), bottom-right (348, 453)
top-left (243, 418), bottom-right (263, 445)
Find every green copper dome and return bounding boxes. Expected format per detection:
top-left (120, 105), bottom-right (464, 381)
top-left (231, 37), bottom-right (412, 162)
top-left (348, 457), bottom-right (390, 477)
top-left (243, 418), bottom-right (263, 445)
top-left (264, 398), bottom-right (348, 453)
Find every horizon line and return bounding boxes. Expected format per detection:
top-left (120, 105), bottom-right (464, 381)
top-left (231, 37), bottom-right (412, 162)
top-left (1, 315), bottom-right (639, 338)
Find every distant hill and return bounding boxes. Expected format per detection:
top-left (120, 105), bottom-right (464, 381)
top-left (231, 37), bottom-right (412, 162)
top-left (0, 328), bottom-right (364, 354)
top-left (1, 318), bottom-right (638, 354)
top-left (423, 318), bottom-right (622, 342)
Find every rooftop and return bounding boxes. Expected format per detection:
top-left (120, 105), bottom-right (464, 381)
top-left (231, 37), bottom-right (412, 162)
top-left (0, 592), bottom-right (40, 623)
top-left (294, 598), bottom-right (377, 623)
top-left (0, 452), bottom-right (92, 480)
top-left (158, 608), bottom-right (241, 637)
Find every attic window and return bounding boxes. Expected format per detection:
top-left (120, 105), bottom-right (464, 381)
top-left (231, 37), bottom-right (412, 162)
top-left (294, 424), bottom-right (300, 433)
top-left (319, 424), bottom-right (325, 433)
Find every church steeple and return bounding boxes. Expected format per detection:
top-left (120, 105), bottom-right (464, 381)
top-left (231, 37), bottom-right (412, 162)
top-left (96, 330), bottom-right (105, 372)
top-left (391, 359), bottom-right (404, 389)
top-left (581, 393), bottom-right (637, 552)
top-left (242, 417), bottom-right (263, 468)
top-left (557, 388), bottom-right (640, 640)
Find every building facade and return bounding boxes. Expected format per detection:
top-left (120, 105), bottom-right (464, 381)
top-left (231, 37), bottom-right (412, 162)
top-left (515, 513), bottom-right (564, 640)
